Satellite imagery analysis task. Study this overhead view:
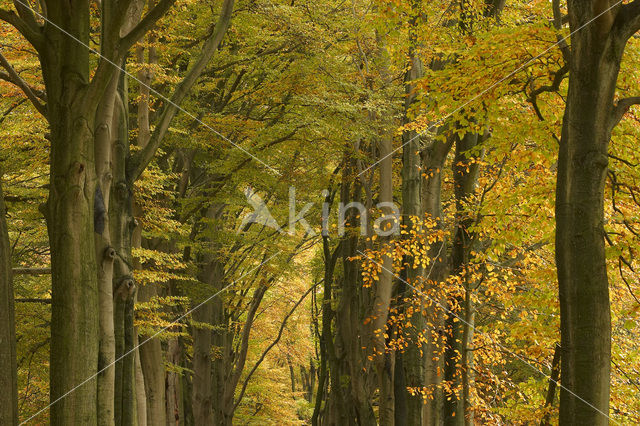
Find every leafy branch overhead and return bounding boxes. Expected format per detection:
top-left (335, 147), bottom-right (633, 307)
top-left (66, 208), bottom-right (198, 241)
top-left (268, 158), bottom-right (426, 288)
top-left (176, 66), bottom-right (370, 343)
top-left (2, 0), bottom-right (640, 425)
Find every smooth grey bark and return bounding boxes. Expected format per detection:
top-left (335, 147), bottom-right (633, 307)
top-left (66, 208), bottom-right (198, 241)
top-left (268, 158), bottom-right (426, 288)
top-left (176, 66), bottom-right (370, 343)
top-left (137, 283), bottom-right (167, 426)
top-left (420, 133), bottom-right (453, 426)
top-left (96, 4), bottom-right (147, 422)
top-left (134, 333), bottom-right (148, 426)
top-left (95, 71), bottom-right (121, 426)
top-left (111, 76), bottom-right (137, 426)
top-left (374, 134), bottom-right (396, 426)
top-left (0, 174), bottom-right (18, 426)
top-left (556, 2), bottom-right (640, 423)
top-left (399, 1), bottom-right (426, 421)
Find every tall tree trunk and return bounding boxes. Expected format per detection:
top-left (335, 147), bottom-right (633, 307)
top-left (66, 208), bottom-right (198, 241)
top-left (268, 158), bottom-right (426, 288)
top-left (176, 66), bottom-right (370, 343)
top-left (399, 1), bottom-right (426, 419)
top-left (134, 333), bottom-right (148, 426)
top-left (137, 283), bottom-right (167, 426)
top-left (421, 133), bottom-right (453, 426)
top-left (444, 130), bottom-right (479, 425)
top-left (374, 135), bottom-right (396, 425)
top-left (191, 300), bottom-right (213, 425)
top-left (40, 5), bottom-right (100, 422)
top-left (211, 297), bottom-right (230, 425)
top-left (325, 157), bottom-right (376, 425)
top-left (110, 75), bottom-right (137, 426)
top-left (556, 2), bottom-right (640, 422)
top-left (166, 337), bottom-right (182, 425)
top-left (95, 71), bottom-right (122, 426)
top-left (222, 285), bottom-right (267, 423)
top-left (191, 207), bottom-right (224, 425)
top-left (311, 228), bottom-right (339, 426)
top-left (0, 173), bottom-right (18, 426)
top-left (460, 288), bottom-right (475, 426)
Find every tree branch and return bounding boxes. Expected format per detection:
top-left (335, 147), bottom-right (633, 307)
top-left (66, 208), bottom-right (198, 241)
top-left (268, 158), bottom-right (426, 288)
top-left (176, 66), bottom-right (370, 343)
top-left (12, 0), bottom-right (41, 34)
top-left (614, 0), bottom-right (640, 40)
top-left (119, 0), bottom-right (176, 52)
top-left (0, 7), bottom-right (42, 49)
top-left (0, 98), bottom-right (26, 125)
top-left (609, 96), bottom-right (640, 131)
top-left (0, 52), bottom-right (46, 116)
top-left (233, 280), bottom-right (320, 411)
top-left (224, 283), bottom-right (267, 409)
top-left (529, 63), bottom-right (569, 100)
top-left (14, 298), bottom-right (51, 303)
top-left (13, 267), bottom-right (51, 275)
top-left (552, 0), bottom-right (570, 61)
top-left (127, 0), bottom-right (235, 182)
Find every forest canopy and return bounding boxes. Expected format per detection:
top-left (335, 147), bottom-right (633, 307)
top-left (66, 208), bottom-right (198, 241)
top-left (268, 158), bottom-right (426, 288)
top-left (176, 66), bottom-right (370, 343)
top-left (1, 0), bottom-right (640, 424)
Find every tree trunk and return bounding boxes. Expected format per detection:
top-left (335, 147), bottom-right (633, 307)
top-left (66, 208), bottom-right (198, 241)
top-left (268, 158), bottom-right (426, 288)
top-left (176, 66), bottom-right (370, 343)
top-left (222, 284), bottom-right (267, 423)
top-left (41, 4), bottom-right (100, 420)
top-left (325, 159), bottom-right (376, 425)
top-left (540, 343), bottom-right (561, 426)
top-left (400, 25), bottom-right (426, 425)
top-left (210, 291), bottom-right (229, 425)
top-left (134, 333), bottom-right (148, 426)
top-left (166, 337), bottom-right (182, 425)
top-left (0, 174), bottom-right (18, 426)
top-left (461, 290), bottom-right (475, 426)
top-left (444, 130), bottom-right (479, 426)
top-left (137, 283), bottom-right (167, 426)
top-left (421, 133), bottom-right (453, 426)
top-left (556, 2), bottom-right (640, 422)
top-left (373, 135), bottom-right (396, 425)
top-left (191, 303), bottom-right (213, 424)
top-left (556, 2), bottom-right (633, 422)
top-left (95, 71), bottom-right (121, 426)
top-left (110, 77), bottom-right (137, 426)
top-left (311, 231), bottom-right (338, 426)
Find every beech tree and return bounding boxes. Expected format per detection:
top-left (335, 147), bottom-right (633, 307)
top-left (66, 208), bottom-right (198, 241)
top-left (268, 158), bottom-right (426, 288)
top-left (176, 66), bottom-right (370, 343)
top-left (0, 174), bottom-right (17, 425)
top-left (4, 0), bottom-right (640, 424)
top-left (556, 1), bottom-right (640, 423)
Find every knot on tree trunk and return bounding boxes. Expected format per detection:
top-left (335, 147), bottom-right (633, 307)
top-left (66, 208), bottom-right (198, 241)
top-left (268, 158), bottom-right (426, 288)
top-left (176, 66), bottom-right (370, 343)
top-left (114, 276), bottom-right (135, 301)
top-left (104, 246), bottom-right (117, 261)
top-left (114, 181), bottom-right (129, 201)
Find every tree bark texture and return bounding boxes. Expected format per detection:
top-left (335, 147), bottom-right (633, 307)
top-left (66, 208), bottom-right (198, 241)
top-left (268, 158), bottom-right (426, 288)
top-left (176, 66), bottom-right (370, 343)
top-left (0, 174), bottom-right (18, 426)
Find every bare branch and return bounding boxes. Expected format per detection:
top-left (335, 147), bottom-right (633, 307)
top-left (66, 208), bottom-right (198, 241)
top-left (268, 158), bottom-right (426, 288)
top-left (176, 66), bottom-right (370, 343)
top-left (0, 98), bottom-right (26, 125)
top-left (529, 63), bottom-right (569, 100)
top-left (0, 7), bottom-right (42, 49)
top-left (14, 298), bottom-right (51, 303)
top-left (13, 267), bottom-right (51, 275)
top-left (234, 281), bottom-right (320, 411)
top-left (119, 0), bottom-right (176, 52)
top-left (0, 51), bottom-right (46, 116)
top-left (609, 96), bottom-right (640, 131)
top-left (614, 0), bottom-right (640, 40)
top-left (12, 0), bottom-right (41, 34)
top-left (552, 0), bottom-right (570, 61)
